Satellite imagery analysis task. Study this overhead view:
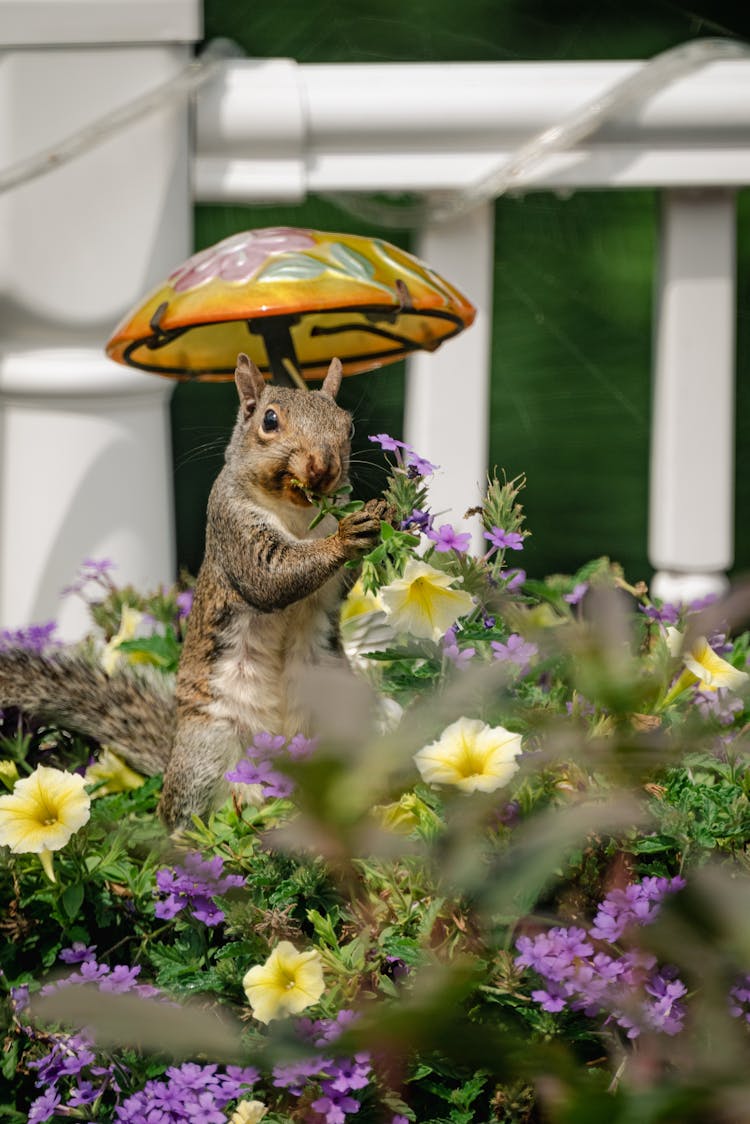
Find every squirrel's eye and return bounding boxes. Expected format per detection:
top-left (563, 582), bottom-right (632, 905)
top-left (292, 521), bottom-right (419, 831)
top-left (262, 409), bottom-right (279, 433)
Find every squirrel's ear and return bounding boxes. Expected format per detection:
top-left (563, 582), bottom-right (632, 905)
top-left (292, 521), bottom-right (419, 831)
top-left (235, 353), bottom-right (266, 419)
top-left (320, 356), bottom-right (343, 400)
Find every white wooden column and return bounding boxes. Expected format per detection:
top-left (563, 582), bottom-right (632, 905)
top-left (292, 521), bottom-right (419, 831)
top-left (649, 189), bottom-right (737, 603)
top-left (0, 1), bottom-right (200, 637)
top-left (404, 202), bottom-right (495, 548)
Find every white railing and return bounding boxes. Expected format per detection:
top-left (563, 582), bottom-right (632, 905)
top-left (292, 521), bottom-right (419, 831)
top-left (0, 4), bottom-right (747, 635)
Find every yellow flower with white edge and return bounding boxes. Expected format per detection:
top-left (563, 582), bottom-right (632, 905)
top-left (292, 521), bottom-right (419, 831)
top-left (379, 558), bottom-right (474, 642)
top-left (415, 716), bottom-right (523, 793)
top-left (340, 578), bottom-right (384, 624)
top-left (0, 765), bottom-right (90, 881)
top-left (243, 941), bottom-right (325, 1024)
top-left (84, 748), bottom-right (146, 797)
top-left (228, 1102), bottom-right (268, 1124)
top-left (102, 605), bottom-right (150, 675)
top-left (666, 628), bottom-right (749, 692)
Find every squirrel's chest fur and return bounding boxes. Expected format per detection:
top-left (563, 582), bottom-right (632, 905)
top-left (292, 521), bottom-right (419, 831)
top-left (176, 500), bottom-right (344, 741)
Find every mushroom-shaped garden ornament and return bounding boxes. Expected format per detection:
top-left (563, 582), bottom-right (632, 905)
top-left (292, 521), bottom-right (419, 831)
top-left (105, 227), bottom-right (475, 388)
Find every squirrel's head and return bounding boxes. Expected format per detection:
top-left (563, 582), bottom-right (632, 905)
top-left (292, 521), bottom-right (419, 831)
top-left (229, 353), bottom-right (353, 507)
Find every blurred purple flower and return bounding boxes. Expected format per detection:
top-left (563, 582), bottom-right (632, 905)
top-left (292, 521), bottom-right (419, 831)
top-left (0, 620), bottom-right (58, 654)
top-left (176, 590), bottom-right (194, 619)
top-left (515, 877), bottom-right (689, 1038)
top-left (641, 602), bottom-right (681, 625)
top-left (491, 634), bottom-right (538, 675)
top-left (693, 686), bottom-right (743, 725)
top-left (564, 582), bottom-right (589, 606)
top-left (501, 568), bottom-right (526, 593)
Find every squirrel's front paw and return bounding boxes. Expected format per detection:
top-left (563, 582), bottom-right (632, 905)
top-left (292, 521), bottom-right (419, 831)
top-left (337, 502), bottom-right (386, 558)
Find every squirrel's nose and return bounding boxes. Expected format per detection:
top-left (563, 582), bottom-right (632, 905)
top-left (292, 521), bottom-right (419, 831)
top-left (305, 452), bottom-right (339, 491)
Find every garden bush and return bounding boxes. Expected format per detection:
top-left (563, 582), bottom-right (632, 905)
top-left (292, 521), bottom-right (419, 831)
top-left (2, 439), bottom-right (750, 1123)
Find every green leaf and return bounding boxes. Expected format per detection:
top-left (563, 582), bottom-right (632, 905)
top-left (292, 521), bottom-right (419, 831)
top-left (61, 882), bottom-right (84, 920)
top-left (329, 242), bottom-right (376, 279)
top-left (256, 253), bottom-right (327, 281)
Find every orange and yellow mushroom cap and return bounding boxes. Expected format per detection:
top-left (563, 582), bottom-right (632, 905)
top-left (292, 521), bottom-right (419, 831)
top-left (105, 227), bottom-right (475, 382)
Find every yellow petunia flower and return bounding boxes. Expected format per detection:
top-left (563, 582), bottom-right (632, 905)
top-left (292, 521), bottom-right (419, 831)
top-left (243, 941), bottom-right (325, 1024)
top-left (414, 716), bottom-right (523, 794)
top-left (0, 765), bottom-right (91, 881)
top-left (84, 748), bottom-right (146, 797)
top-left (0, 759), bottom-right (20, 790)
top-left (228, 1102), bottom-right (268, 1124)
top-left (340, 578), bottom-right (384, 624)
top-left (666, 628), bottom-right (749, 693)
top-left (102, 605), bottom-right (150, 675)
top-left (379, 559), bottom-right (474, 642)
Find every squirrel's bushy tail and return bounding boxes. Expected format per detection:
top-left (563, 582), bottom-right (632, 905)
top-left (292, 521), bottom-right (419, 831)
top-left (0, 650), bottom-right (174, 775)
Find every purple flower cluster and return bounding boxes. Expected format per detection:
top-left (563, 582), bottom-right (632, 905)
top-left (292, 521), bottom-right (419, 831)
top-left (225, 731), bottom-right (317, 802)
top-left (369, 433), bottom-right (438, 477)
top-left (693, 686), bottom-right (744, 725)
top-left (272, 1011), bottom-right (372, 1123)
top-left (0, 620), bottom-right (58, 654)
top-left (115, 1062), bottom-right (260, 1124)
top-left (40, 947), bottom-right (160, 1001)
top-left (25, 949), bottom-right (132, 1124)
top-left (589, 875), bottom-right (686, 942)
top-left (515, 877), bottom-right (688, 1038)
top-left (154, 852), bottom-right (246, 927)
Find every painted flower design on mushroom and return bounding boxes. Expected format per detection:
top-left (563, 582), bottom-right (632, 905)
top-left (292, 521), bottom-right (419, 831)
top-left (169, 228), bottom-right (317, 292)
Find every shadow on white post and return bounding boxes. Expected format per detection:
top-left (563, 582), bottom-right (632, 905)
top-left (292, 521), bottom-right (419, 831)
top-left (649, 189), bottom-right (736, 604)
top-left (404, 202), bottom-right (495, 550)
top-left (0, 2), bottom-right (201, 638)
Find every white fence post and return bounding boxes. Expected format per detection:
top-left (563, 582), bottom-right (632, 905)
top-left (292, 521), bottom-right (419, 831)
top-left (649, 189), bottom-right (737, 603)
top-left (0, 1), bottom-right (201, 637)
top-left (404, 202), bottom-right (495, 549)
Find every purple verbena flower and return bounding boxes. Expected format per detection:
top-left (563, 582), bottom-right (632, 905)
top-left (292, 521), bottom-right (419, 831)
top-left (176, 590), bottom-right (194, 619)
top-left (0, 620), bottom-right (58, 654)
top-left (564, 581), bottom-right (589, 606)
top-left (405, 450), bottom-right (438, 476)
top-left (484, 527), bottom-right (524, 552)
top-left (59, 942), bottom-right (97, 964)
top-left (693, 686), bottom-right (743, 725)
top-left (500, 568), bottom-right (526, 593)
top-left (28, 1089), bottom-right (61, 1124)
top-left (641, 601), bottom-right (681, 625)
top-left (368, 433), bottom-right (405, 453)
top-left (491, 633), bottom-right (538, 675)
top-left (400, 508), bottom-right (433, 534)
top-left (153, 852), bottom-right (245, 927)
top-left (426, 523), bottom-right (471, 554)
top-left (311, 1093), bottom-right (361, 1123)
top-left (442, 626), bottom-right (476, 669)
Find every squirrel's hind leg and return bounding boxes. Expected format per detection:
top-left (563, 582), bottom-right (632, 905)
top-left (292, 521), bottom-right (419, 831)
top-left (159, 716), bottom-right (243, 831)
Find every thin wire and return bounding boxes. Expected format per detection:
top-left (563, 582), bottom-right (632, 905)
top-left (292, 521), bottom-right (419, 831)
top-left (0, 38), bottom-right (242, 198)
top-left (325, 37), bottom-right (750, 229)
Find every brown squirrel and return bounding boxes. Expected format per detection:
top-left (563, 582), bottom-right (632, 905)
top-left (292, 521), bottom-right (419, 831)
top-left (0, 354), bottom-right (387, 829)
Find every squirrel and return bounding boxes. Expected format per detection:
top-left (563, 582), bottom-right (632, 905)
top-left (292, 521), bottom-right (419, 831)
top-left (0, 353), bottom-right (387, 829)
